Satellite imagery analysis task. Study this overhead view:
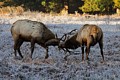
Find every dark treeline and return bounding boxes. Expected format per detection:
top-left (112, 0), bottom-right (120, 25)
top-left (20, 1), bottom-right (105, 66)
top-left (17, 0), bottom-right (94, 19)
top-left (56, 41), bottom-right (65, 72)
top-left (0, 0), bottom-right (120, 14)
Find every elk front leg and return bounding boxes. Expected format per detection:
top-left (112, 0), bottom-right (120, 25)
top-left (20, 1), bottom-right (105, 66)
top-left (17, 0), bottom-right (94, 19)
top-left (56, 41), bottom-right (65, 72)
top-left (81, 46), bottom-right (84, 61)
top-left (30, 39), bottom-right (35, 59)
top-left (14, 39), bottom-right (23, 58)
top-left (64, 48), bottom-right (71, 60)
top-left (41, 44), bottom-right (49, 59)
top-left (17, 40), bottom-right (23, 58)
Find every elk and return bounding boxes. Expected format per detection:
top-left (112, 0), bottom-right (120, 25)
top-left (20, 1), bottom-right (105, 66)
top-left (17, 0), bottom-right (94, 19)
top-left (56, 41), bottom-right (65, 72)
top-left (59, 24), bottom-right (104, 61)
top-left (11, 19), bottom-right (60, 59)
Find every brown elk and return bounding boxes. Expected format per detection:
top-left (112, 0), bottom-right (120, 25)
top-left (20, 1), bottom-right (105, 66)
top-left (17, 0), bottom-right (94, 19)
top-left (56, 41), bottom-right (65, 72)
top-left (11, 19), bottom-right (60, 59)
top-left (59, 24), bottom-right (104, 61)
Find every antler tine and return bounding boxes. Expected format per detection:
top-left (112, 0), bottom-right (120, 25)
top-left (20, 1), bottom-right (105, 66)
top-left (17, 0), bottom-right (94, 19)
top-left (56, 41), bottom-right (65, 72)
top-left (60, 33), bottom-right (67, 41)
top-left (67, 29), bottom-right (78, 35)
top-left (60, 29), bottom-right (77, 41)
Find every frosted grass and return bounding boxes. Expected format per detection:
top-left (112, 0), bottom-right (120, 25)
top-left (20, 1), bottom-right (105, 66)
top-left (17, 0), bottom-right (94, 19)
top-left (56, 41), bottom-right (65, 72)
top-left (0, 14), bottom-right (120, 80)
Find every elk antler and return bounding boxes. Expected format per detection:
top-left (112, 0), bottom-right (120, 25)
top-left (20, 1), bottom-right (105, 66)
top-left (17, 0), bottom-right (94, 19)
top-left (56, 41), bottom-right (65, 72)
top-left (60, 29), bottom-right (78, 41)
top-left (60, 34), bottom-right (67, 41)
top-left (67, 29), bottom-right (78, 35)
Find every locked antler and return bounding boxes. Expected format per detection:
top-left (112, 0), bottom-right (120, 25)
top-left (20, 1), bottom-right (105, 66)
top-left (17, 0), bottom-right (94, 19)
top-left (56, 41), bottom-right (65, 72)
top-left (60, 29), bottom-right (78, 41)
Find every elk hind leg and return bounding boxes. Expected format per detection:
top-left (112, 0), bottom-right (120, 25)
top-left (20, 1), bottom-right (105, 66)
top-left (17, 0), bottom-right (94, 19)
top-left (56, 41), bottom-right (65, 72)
top-left (13, 41), bottom-right (18, 57)
top-left (99, 40), bottom-right (104, 61)
top-left (85, 45), bottom-right (90, 60)
top-left (17, 40), bottom-right (23, 58)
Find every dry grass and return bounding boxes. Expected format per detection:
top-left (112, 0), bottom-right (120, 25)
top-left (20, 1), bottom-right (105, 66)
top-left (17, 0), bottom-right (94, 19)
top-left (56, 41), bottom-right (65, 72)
top-left (0, 6), bottom-right (24, 16)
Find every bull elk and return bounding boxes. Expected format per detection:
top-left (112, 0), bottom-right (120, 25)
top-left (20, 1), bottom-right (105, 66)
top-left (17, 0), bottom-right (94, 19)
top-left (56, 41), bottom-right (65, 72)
top-left (11, 19), bottom-right (60, 59)
top-left (59, 24), bottom-right (104, 62)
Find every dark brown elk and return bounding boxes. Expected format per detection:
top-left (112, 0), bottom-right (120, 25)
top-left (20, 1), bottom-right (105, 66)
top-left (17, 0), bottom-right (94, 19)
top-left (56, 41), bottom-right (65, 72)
top-left (59, 24), bottom-right (104, 61)
top-left (11, 19), bottom-right (60, 59)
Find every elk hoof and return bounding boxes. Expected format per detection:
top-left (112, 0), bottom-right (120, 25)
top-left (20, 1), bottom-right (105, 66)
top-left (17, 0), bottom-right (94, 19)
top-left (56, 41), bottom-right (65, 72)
top-left (64, 56), bottom-right (67, 61)
top-left (45, 55), bottom-right (49, 59)
top-left (20, 55), bottom-right (23, 59)
top-left (81, 60), bottom-right (85, 63)
top-left (22, 57), bottom-right (32, 63)
top-left (30, 56), bottom-right (32, 59)
top-left (86, 57), bottom-right (90, 61)
top-left (100, 60), bottom-right (105, 63)
top-left (14, 56), bottom-right (22, 60)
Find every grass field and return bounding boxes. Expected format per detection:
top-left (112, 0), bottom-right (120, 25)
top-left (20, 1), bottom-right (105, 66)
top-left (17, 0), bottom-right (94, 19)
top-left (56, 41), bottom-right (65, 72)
top-left (0, 13), bottom-right (120, 80)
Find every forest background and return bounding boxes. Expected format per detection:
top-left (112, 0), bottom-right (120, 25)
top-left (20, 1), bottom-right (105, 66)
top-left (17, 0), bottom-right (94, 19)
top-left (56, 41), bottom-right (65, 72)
top-left (0, 0), bottom-right (120, 15)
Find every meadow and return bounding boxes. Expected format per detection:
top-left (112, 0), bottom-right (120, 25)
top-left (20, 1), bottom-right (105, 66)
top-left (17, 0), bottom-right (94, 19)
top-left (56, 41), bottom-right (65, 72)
top-left (0, 13), bottom-right (120, 80)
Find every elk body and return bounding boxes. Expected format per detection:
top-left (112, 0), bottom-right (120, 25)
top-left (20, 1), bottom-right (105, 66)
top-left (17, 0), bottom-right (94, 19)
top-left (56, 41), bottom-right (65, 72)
top-left (11, 19), bottom-right (59, 59)
top-left (59, 24), bottom-right (104, 61)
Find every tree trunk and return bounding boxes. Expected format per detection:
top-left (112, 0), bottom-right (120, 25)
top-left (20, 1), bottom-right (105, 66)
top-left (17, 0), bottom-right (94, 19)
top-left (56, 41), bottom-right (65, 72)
top-left (116, 8), bottom-right (120, 15)
top-left (61, 0), bottom-right (65, 8)
top-left (67, 0), bottom-right (69, 13)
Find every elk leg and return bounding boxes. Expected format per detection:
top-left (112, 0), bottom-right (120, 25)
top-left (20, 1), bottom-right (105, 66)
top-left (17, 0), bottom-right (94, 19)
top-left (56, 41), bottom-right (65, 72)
top-left (13, 38), bottom-right (20, 57)
top-left (40, 44), bottom-right (49, 59)
top-left (64, 48), bottom-right (71, 60)
top-left (81, 46), bottom-right (84, 61)
top-left (85, 45), bottom-right (90, 60)
top-left (30, 39), bottom-right (35, 59)
top-left (14, 41), bottom-right (18, 57)
top-left (99, 40), bottom-right (104, 61)
top-left (45, 47), bottom-right (49, 59)
top-left (17, 40), bottom-right (23, 58)
top-left (67, 49), bottom-right (71, 53)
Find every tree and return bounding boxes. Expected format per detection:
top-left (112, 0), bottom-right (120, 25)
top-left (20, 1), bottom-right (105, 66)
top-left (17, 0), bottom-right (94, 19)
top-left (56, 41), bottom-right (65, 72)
top-left (98, 0), bottom-right (114, 14)
top-left (80, 0), bottom-right (114, 14)
top-left (80, 0), bottom-right (100, 13)
top-left (113, 0), bottom-right (120, 8)
top-left (41, 0), bottom-right (62, 12)
top-left (113, 0), bottom-right (120, 14)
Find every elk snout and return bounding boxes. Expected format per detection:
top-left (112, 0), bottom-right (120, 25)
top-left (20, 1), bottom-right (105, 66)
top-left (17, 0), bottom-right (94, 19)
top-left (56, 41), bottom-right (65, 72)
top-left (45, 39), bottom-right (60, 46)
